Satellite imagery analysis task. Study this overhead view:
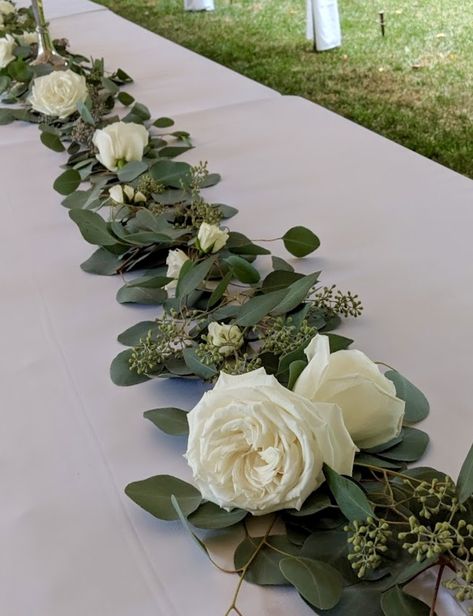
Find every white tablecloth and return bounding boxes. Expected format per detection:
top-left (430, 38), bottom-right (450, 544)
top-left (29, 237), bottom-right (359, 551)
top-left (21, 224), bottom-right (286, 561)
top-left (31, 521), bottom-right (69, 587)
top-left (2, 6), bottom-right (472, 616)
top-left (17, 0), bottom-right (106, 18)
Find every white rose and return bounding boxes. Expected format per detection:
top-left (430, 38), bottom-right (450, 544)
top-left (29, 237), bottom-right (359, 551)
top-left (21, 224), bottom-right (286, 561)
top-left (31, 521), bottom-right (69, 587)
top-left (197, 222), bottom-right (229, 254)
top-left (92, 121), bottom-right (149, 172)
top-left (186, 368), bottom-right (357, 515)
top-left (28, 69), bottom-right (88, 119)
top-left (0, 34), bottom-right (15, 69)
top-left (18, 31), bottom-right (38, 46)
top-left (207, 322), bottom-right (243, 357)
top-left (0, 1), bottom-right (15, 15)
top-left (294, 334), bottom-right (405, 449)
top-left (165, 249), bottom-right (189, 290)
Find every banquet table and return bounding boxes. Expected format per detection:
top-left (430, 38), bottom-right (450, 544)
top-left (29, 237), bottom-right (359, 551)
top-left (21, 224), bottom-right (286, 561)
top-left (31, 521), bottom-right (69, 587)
top-left (2, 4), bottom-right (473, 616)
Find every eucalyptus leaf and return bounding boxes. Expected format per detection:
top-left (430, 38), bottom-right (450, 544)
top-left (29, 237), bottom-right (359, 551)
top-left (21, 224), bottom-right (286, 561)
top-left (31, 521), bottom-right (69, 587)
top-left (279, 557), bottom-right (343, 609)
top-left (272, 256), bottom-right (295, 272)
top-left (117, 160), bottom-right (148, 182)
top-left (116, 286), bottom-right (167, 305)
top-left (287, 491), bottom-right (332, 518)
top-left (117, 321), bottom-right (158, 346)
top-left (188, 502), bottom-right (246, 529)
top-left (226, 231), bottom-right (271, 256)
top-left (283, 226), bottom-right (321, 257)
top-left (125, 474), bottom-right (201, 521)
top-left (176, 258), bottom-right (214, 299)
top-left (381, 586), bottom-right (430, 615)
top-left (40, 131), bottom-right (65, 152)
top-left (80, 247), bottom-right (122, 275)
top-left (69, 209), bottom-right (118, 246)
top-left (150, 159), bottom-right (192, 187)
top-left (225, 255), bottom-right (260, 284)
top-left (287, 360), bottom-right (307, 391)
top-left (110, 349), bottom-right (150, 386)
top-left (236, 289), bottom-right (287, 327)
top-left (379, 427), bottom-right (429, 463)
top-left (154, 116), bottom-right (175, 128)
top-left (457, 443), bottom-right (473, 504)
top-left (234, 536), bottom-right (300, 585)
top-left (262, 270), bottom-right (304, 293)
top-left (327, 333), bottom-right (354, 352)
top-left (385, 370), bottom-right (429, 424)
top-left (158, 145), bottom-right (193, 158)
top-left (77, 101), bottom-right (95, 125)
top-left (54, 169), bottom-right (81, 195)
top-left (183, 348), bottom-right (217, 380)
top-left (144, 407), bottom-right (189, 436)
top-left (117, 91), bottom-right (134, 106)
top-left (271, 272), bottom-right (320, 316)
top-left (0, 108), bottom-right (15, 125)
top-left (207, 272), bottom-right (232, 308)
top-left (324, 465), bottom-right (374, 521)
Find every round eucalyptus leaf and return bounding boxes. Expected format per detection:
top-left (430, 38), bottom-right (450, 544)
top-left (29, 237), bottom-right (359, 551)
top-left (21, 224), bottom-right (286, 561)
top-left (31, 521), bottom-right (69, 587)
top-left (40, 131), bottom-right (65, 152)
top-left (125, 474), bottom-right (201, 521)
top-left (144, 407), bottom-right (189, 436)
top-left (80, 247), bottom-right (121, 275)
top-left (379, 428), bottom-right (429, 463)
top-left (279, 557), bottom-right (343, 609)
top-left (116, 285), bottom-right (166, 305)
top-left (110, 349), bottom-right (150, 386)
top-left (385, 370), bottom-right (430, 424)
top-left (53, 169), bottom-right (81, 195)
top-left (154, 116), bottom-right (175, 128)
top-left (117, 321), bottom-right (159, 346)
top-left (283, 226), bottom-right (321, 257)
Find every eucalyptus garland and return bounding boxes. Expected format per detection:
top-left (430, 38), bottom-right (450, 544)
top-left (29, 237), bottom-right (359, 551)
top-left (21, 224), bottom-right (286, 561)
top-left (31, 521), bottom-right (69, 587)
top-left (2, 3), bottom-right (473, 615)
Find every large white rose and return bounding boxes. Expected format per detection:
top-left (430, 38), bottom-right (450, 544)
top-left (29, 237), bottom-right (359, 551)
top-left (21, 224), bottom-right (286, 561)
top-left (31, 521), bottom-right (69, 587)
top-left (164, 248), bottom-right (190, 290)
top-left (0, 1), bottom-right (15, 15)
top-left (92, 121), bottom-right (149, 172)
top-left (197, 222), bottom-right (229, 254)
top-left (28, 69), bottom-right (88, 119)
top-left (0, 34), bottom-right (15, 69)
top-left (207, 322), bottom-right (243, 356)
top-left (186, 368), bottom-right (357, 515)
top-left (294, 335), bottom-right (405, 449)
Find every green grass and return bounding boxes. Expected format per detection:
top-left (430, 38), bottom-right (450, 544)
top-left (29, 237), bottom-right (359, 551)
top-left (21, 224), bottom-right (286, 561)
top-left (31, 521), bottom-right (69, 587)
top-left (96, 0), bottom-right (473, 178)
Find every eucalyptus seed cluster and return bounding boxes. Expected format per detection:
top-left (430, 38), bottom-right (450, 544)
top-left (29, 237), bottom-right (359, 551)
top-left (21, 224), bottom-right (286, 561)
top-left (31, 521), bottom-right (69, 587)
top-left (313, 285), bottom-right (364, 318)
top-left (398, 516), bottom-right (462, 561)
top-left (223, 353), bottom-right (262, 377)
top-left (261, 317), bottom-right (316, 355)
top-left (444, 560), bottom-right (473, 606)
top-left (190, 161), bottom-right (210, 190)
top-left (129, 317), bottom-right (191, 375)
top-left (71, 119), bottom-right (95, 147)
top-left (196, 341), bottom-right (225, 368)
top-left (135, 174), bottom-right (165, 199)
top-left (345, 517), bottom-right (391, 578)
top-left (403, 476), bottom-right (460, 519)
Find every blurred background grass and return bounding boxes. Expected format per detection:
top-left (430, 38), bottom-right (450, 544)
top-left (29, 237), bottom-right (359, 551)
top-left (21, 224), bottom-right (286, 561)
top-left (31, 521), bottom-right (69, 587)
top-left (96, 0), bottom-right (473, 178)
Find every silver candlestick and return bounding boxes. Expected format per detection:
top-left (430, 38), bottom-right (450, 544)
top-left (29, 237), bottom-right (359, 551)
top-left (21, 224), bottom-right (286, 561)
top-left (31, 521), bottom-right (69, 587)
top-left (31, 0), bottom-right (68, 68)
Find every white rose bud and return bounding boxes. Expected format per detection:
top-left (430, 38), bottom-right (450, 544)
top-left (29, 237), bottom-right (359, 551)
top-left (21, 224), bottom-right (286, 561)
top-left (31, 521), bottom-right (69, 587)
top-left (92, 121), bottom-right (149, 172)
top-left (207, 322), bottom-right (243, 357)
top-left (0, 34), bottom-right (15, 69)
top-left (197, 222), bottom-right (229, 254)
top-left (28, 69), bottom-right (88, 119)
top-left (18, 31), bottom-right (38, 46)
top-left (108, 185), bottom-right (124, 203)
top-left (165, 249), bottom-right (190, 290)
top-left (186, 369), bottom-right (356, 515)
top-left (0, 1), bottom-right (15, 15)
top-left (294, 334), bottom-right (405, 449)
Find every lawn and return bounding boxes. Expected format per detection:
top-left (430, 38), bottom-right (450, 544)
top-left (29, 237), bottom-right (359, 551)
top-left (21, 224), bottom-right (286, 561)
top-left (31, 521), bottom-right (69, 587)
top-left (96, 0), bottom-right (473, 178)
